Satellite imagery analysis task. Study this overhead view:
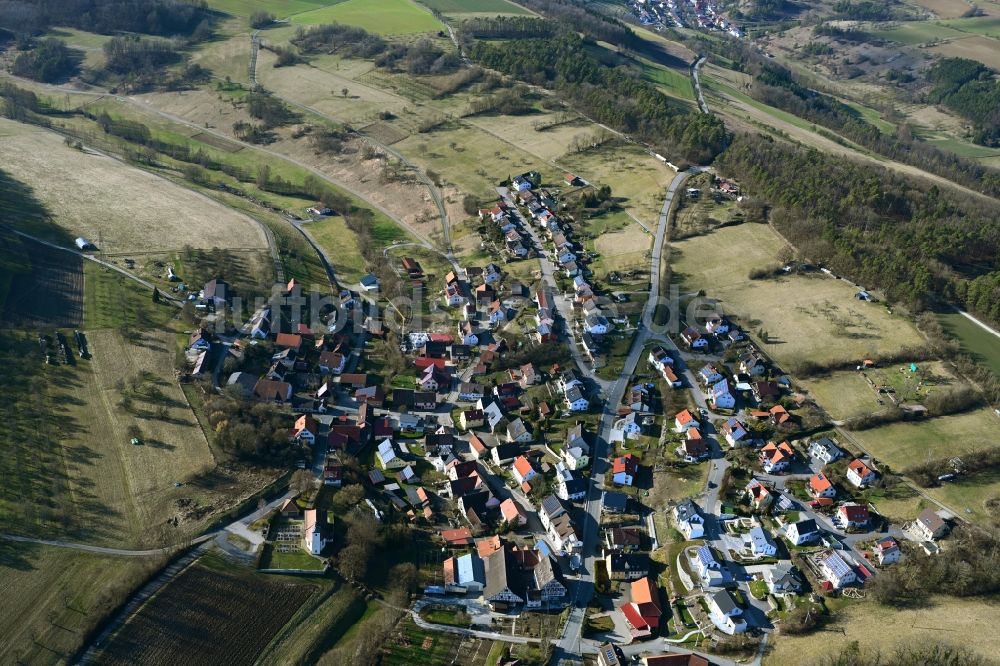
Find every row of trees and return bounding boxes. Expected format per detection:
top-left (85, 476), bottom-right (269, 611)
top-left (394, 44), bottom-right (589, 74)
top-left (0, 0), bottom-right (211, 39)
top-left (467, 32), bottom-right (728, 163)
top-left (203, 392), bottom-right (298, 464)
top-left (904, 445), bottom-right (1000, 487)
top-left (291, 25), bottom-right (459, 76)
top-left (715, 134), bottom-right (1000, 327)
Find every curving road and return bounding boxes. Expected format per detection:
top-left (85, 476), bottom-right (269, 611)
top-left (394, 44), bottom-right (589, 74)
top-left (692, 56), bottom-right (709, 114)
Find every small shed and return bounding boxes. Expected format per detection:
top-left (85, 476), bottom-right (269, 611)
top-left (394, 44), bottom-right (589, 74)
top-left (75, 237), bottom-right (96, 251)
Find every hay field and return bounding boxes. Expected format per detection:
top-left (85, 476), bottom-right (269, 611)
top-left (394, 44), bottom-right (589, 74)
top-left (670, 223), bottom-right (926, 368)
top-left (594, 223), bottom-right (652, 273)
top-left (560, 144), bottom-right (676, 228)
top-left (910, 0), bottom-right (975, 17)
top-left (466, 112), bottom-right (597, 163)
top-left (0, 119), bottom-right (267, 255)
top-left (800, 361), bottom-right (959, 421)
top-left (928, 35), bottom-right (1000, 70)
top-left (291, 0), bottom-right (444, 33)
top-left (61, 329), bottom-right (217, 545)
top-left (764, 596), bottom-right (1000, 666)
top-left (418, 0), bottom-right (532, 14)
top-left (0, 545), bottom-right (158, 666)
top-left (205, 0), bottom-right (343, 17)
top-left (847, 408), bottom-right (1000, 523)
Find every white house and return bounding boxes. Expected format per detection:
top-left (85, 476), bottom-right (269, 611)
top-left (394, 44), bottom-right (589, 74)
top-left (693, 545), bottom-right (726, 587)
top-left (564, 385), bottom-right (590, 412)
top-left (808, 437), bottom-right (844, 464)
top-left (784, 518), bottom-right (819, 546)
top-left (458, 382), bottom-right (486, 402)
top-left (647, 346), bottom-right (673, 371)
top-left (612, 412), bottom-right (643, 441)
top-left (376, 439), bottom-right (406, 470)
top-left (707, 590), bottom-right (746, 635)
top-left (698, 364), bottom-right (723, 385)
top-left (512, 456), bottom-right (538, 485)
top-left (709, 380), bottom-right (736, 410)
top-left (673, 498), bottom-right (704, 539)
top-left (674, 409), bottom-right (699, 433)
top-left (746, 526), bottom-right (777, 557)
top-left (511, 175), bottom-right (532, 192)
top-left (720, 417), bottom-right (748, 447)
top-left (874, 537), bottom-right (902, 565)
top-left (563, 445), bottom-right (589, 471)
top-left (846, 459), bottom-right (878, 488)
top-left (556, 464), bottom-right (588, 501)
top-left (506, 418), bottom-right (534, 443)
top-left (764, 562), bottom-right (801, 595)
top-left (584, 314), bottom-right (609, 335)
top-left (817, 551), bottom-right (856, 588)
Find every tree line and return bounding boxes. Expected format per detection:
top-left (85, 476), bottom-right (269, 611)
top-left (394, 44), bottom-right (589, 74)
top-left (291, 24), bottom-right (460, 76)
top-left (467, 31), bottom-right (728, 163)
top-left (0, 0), bottom-right (211, 39)
top-left (716, 134), bottom-right (1000, 327)
top-left (11, 37), bottom-right (83, 82)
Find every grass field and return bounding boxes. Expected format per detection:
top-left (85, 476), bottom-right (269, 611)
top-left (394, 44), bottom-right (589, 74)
top-left (639, 58), bottom-right (696, 101)
top-left (83, 262), bottom-right (176, 330)
top-left (928, 34), bottom-right (1000, 70)
top-left (800, 361), bottom-right (960, 421)
top-left (848, 408), bottom-right (1000, 522)
top-left (302, 215), bottom-right (366, 282)
top-left (291, 0), bottom-right (444, 33)
top-left (592, 217), bottom-right (652, 274)
top-left (936, 311), bottom-right (1000, 376)
top-left (417, 0), bottom-right (532, 14)
top-left (910, 0), bottom-right (975, 17)
top-left (0, 119), bottom-right (267, 255)
top-left (869, 21), bottom-right (968, 44)
top-left (940, 15), bottom-right (1000, 36)
top-left (0, 545), bottom-right (163, 666)
top-left (670, 223), bottom-right (927, 369)
top-left (382, 616), bottom-right (497, 665)
top-left (205, 0), bottom-right (344, 17)
top-left (764, 596), bottom-right (1000, 666)
top-left (44, 27), bottom-right (111, 68)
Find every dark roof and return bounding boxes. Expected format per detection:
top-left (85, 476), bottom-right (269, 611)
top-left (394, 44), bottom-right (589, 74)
top-left (603, 491), bottom-right (629, 512)
top-left (793, 518), bottom-right (818, 534)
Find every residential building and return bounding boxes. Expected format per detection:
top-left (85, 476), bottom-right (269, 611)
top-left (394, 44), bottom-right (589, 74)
top-left (745, 479), bottom-right (773, 512)
top-left (809, 437), bottom-right (845, 464)
top-left (605, 552), bottom-right (650, 581)
top-left (612, 454), bottom-right (638, 487)
top-left (674, 409), bottom-right (699, 433)
top-left (874, 537), bottom-right (902, 565)
top-left (443, 552), bottom-right (486, 593)
top-left (720, 417), bottom-right (748, 447)
top-left (556, 465), bottom-right (588, 501)
top-left (598, 644), bottom-right (626, 666)
top-left (746, 526), bottom-right (777, 557)
top-left (458, 382), bottom-right (485, 402)
top-left (613, 412), bottom-right (643, 441)
top-left (707, 590), bottom-right (746, 635)
top-left (602, 491), bottom-right (629, 514)
top-left (846, 459), bottom-right (878, 488)
top-left (785, 518), bottom-right (820, 546)
top-left (759, 441), bottom-right (795, 473)
top-left (808, 473), bottom-right (837, 499)
top-left (564, 385), bottom-right (590, 412)
top-left (698, 364), bottom-right (723, 385)
top-left (764, 562), bottom-right (802, 594)
top-left (622, 577), bottom-right (662, 632)
top-left (914, 508), bottom-right (949, 541)
top-left (693, 545), bottom-right (725, 587)
top-left (604, 527), bottom-right (642, 553)
top-left (500, 498), bottom-right (528, 526)
top-left (506, 418), bottom-right (533, 443)
top-left (673, 498), bottom-right (705, 539)
top-left (680, 326), bottom-right (707, 349)
top-left (709, 379), bottom-right (736, 410)
top-left (492, 442), bottom-right (520, 465)
top-left (460, 409), bottom-right (485, 430)
top-left (837, 503), bottom-right (870, 528)
top-left (376, 439), bottom-right (406, 470)
top-left (512, 456), bottom-right (538, 485)
top-left (817, 551), bottom-right (856, 588)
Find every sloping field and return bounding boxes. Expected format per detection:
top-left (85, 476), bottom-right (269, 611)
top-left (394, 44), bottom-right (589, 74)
top-left (928, 34), bottom-right (1000, 70)
top-left (0, 545), bottom-right (157, 666)
top-left (291, 0), bottom-right (444, 33)
top-left (1, 236), bottom-right (83, 329)
top-left (0, 119), bottom-right (267, 255)
top-left (671, 223), bottom-right (927, 369)
top-left (764, 596), bottom-right (1000, 666)
top-left (418, 0), bottom-right (532, 14)
top-left (205, 0), bottom-right (344, 17)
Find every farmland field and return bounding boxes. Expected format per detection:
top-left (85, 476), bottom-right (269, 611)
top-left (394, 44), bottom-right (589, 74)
top-left (868, 21), bottom-right (968, 44)
top-left (847, 408), bottom-right (1000, 523)
top-left (800, 361), bottom-right (960, 421)
top-left (593, 220), bottom-right (652, 274)
top-left (417, 0), bottom-right (532, 13)
top-left (0, 544), bottom-right (161, 666)
top-left (96, 562), bottom-right (316, 665)
top-left (940, 15), bottom-right (1000, 36)
top-left (0, 119), bottom-right (268, 255)
top-left (911, 0), bottom-right (975, 16)
top-left (936, 311), bottom-right (1000, 376)
top-left (763, 596), bottom-right (1000, 666)
top-left (300, 216), bottom-right (366, 283)
top-left (670, 223), bottom-right (927, 369)
top-left (291, 0), bottom-right (444, 33)
top-left (928, 34), bottom-right (1000, 70)
top-left (382, 616), bottom-right (497, 665)
top-left (204, 0), bottom-right (344, 17)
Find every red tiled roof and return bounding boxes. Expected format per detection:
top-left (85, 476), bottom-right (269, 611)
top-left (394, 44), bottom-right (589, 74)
top-left (675, 409), bottom-right (696, 426)
top-left (440, 527), bottom-right (473, 545)
top-left (275, 333), bottom-right (302, 349)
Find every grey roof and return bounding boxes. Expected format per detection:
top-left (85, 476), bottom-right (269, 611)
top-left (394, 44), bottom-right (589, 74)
top-left (675, 498), bottom-right (700, 522)
top-left (484, 546), bottom-right (520, 601)
top-left (603, 491), bottom-right (628, 511)
top-left (533, 555), bottom-right (563, 589)
top-left (541, 495), bottom-right (565, 520)
top-left (711, 590), bottom-right (738, 615)
top-left (562, 476), bottom-right (588, 496)
top-left (792, 518), bottom-right (818, 535)
top-left (565, 385), bottom-right (586, 403)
